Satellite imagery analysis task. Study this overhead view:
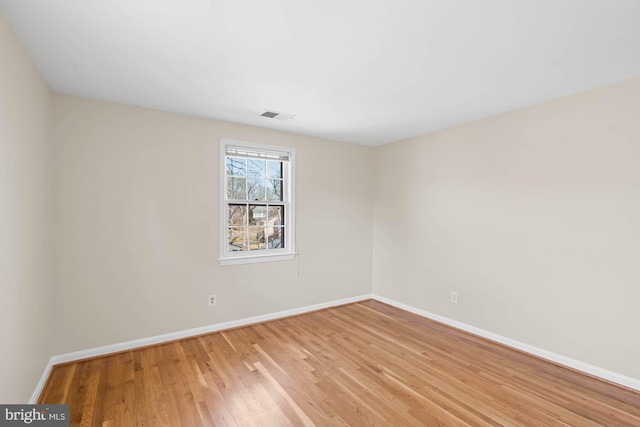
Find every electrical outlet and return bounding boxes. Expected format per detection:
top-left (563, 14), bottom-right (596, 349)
top-left (451, 291), bottom-right (458, 304)
top-left (208, 294), bottom-right (216, 307)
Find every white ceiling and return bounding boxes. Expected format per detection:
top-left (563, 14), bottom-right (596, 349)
top-left (2, 0), bottom-right (640, 146)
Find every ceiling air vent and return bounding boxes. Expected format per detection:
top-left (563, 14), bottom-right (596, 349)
top-left (260, 110), bottom-right (295, 121)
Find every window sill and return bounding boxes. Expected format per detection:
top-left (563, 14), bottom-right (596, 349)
top-left (218, 252), bottom-right (297, 266)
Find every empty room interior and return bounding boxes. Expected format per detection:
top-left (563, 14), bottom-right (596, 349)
top-left (1, 1), bottom-right (640, 425)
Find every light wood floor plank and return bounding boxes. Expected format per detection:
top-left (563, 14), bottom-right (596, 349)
top-left (39, 300), bottom-right (640, 426)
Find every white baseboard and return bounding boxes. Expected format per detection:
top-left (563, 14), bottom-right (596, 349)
top-left (371, 294), bottom-right (640, 392)
top-left (30, 294), bottom-right (373, 402)
top-left (32, 292), bottom-right (639, 402)
top-left (29, 360), bottom-right (54, 404)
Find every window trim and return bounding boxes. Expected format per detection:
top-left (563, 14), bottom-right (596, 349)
top-left (218, 139), bottom-right (296, 265)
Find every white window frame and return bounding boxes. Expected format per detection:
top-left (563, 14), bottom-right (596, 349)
top-left (218, 139), bottom-right (296, 265)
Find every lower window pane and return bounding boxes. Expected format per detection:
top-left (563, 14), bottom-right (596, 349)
top-left (267, 205), bottom-right (283, 225)
top-left (268, 226), bottom-right (285, 249)
top-left (225, 204), bottom-right (286, 254)
top-left (228, 227), bottom-right (247, 251)
top-left (248, 226), bottom-right (266, 250)
top-left (250, 205), bottom-right (267, 225)
top-left (228, 204), bottom-right (246, 226)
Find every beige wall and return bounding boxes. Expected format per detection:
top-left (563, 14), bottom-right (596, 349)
top-left (51, 94), bottom-right (373, 355)
top-left (0, 15), bottom-right (52, 402)
top-left (372, 77), bottom-right (640, 379)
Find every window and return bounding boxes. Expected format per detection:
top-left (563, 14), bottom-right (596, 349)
top-left (219, 139), bottom-right (296, 265)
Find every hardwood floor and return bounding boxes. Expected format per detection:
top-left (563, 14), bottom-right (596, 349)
top-left (39, 300), bottom-right (640, 426)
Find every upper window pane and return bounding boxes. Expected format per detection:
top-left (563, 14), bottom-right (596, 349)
top-left (247, 178), bottom-right (265, 200)
top-left (267, 179), bottom-right (283, 201)
top-left (226, 157), bottom-right (246, 176)
top-left (267, 161), bottom-right (282, 179)
top-left (227, 177), bottom-right (246, 200)
top-left (247, 159), bottom-right (266, 178)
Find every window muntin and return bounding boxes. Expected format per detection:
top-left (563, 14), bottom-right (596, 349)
top-left (219, 140), bottom-right (295, 264)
